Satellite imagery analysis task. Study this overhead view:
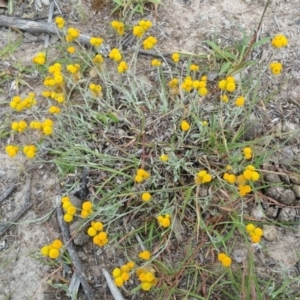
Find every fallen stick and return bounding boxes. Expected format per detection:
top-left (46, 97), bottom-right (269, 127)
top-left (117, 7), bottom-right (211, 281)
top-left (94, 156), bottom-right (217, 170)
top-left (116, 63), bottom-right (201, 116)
top-left (0, 179), bottom-right (31, 237)
top-left (55, 195), bottom-right (95, 300)
top-left (0, 185), bottom-right (16, 204)
top-left (102, 268), bottom-right (125, 300)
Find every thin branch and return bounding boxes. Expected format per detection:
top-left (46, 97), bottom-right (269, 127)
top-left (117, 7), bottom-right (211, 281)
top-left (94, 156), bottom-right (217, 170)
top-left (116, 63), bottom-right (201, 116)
top-left (55, 196), bottom-right (95, 300)
top-left (0, 185), bottom-right (16, 204)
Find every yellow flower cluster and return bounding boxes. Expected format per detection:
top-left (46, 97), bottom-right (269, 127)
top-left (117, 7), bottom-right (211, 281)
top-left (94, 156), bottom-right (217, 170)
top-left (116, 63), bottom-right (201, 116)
top-left (172, 52), bottom-right (180, 63)
top-left (67, 46), bottom-right (76, 54)
top-left (62, 196), bottom-right (77, 222)
top-left (235, 96), bottom-right (245, 107)
top-left (42, 119), bottom-right (54, 135)
top-left (67, 63), bottom-right (80, 74)
top-left (218, 76), bottom-right (236, 92)
top-left (81, 201), bottom-right (93, 218)
top-left (218, 253), bottom-right (232, 267)
top-left (141, 192), bottom-right (151, 202)
top-left (23, 145), bottom-right (37, 159)
top-left (90, 37), bottom-right (103, 47)
top-left (134, 168), bottom-right (150, 183)
top-left (30, 120), bottom-right (42, 129)
top-left (243, 147), bottom-right (252, 159)
top-left (41, 239), bottom-right (63, 259)
top-left (136, 267), bottom-right (157, 291)
top-left (195, 170), bottom-right (212, 184)
top-left (49, 106), bottom-right (61, 114)
top-left (10, 93), bottom-right (37, 111)
top-left (157, 214), bottom-right (171, 228)
top-left (142, 36), bottom-right (157, 50)
top-left (159, 154), bottom-right (169, 162)
top-left (190, 64), bottom-right (199, 71)
top-left (117, 61), bottom-right (128, 73)
top-left (55, 16), bottom-right (65, 29)
top-left (89, 83), bottom-right (102, 97)
top-left (112, 261), bottom-right (135, 287)
top-left (245, 223), bottom-right (264, 243)
top-left (87, 221), bottom-right (108, 247)
top-left (5, 145), bottom-right (19, 157)
top-left (269, 61), bottom-right (282, 75)
top-left (92, 54), bottom-right (104, 65)
top-left (133, 20), bottom-right (152, 38)
top-left (236, 165), bottom-right (259, 196)
top-left (66, 27), bottom-right (80, 42)
top-left (111, 20), bottom-right (125, 36)
top-left (223, 172), bottom-right (236, 184)
top-left (11, 120), bottom-right (27, 133)
top-left (193, 76), bottom-right (208, 96)
top-left (271, 34), bottom-right (288, 48)
top-left (151, 59), bottom-right (161, 67)
top-left (139, 250), bottom-right (151, 260)
top-left (181, 120), bottom-right (190, 131)
top-left (32, 52), bottom-right (46, 65)
top-left (109, 48), bottom-right (122, 62)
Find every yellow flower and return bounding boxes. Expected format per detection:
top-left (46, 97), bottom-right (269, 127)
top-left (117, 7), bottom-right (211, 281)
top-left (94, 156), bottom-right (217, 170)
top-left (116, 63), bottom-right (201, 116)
top-left (82, 201), bottom-right (93, 211)
top-left (271, 34), bottom-right (288, 48)
top-left (139, 19), bottom-right (152, 31)
top-left (253, 227), bottom-right (263, 237)
top-left (141, 192), bottom-right (151, 202)
top-left (151, 59), bottom-right (161, 67)
top-left (23, 144), bottom-right (37, 159)
top-left (41, 245), bottom-right (50, 256)
top-left (93, 231), bottom-right (108, 247)
top-left (49, 248), bottom-right (60, 259)
top-left (243, 147), bottom-right (252, 159)
top-left (32, 52), bottom-right (46, 65)
top-left (218, 252), bottom-right (232, 267)
top-left (117, 61), bottom-right (128, 73)
top-left (172, 53), bottom-right (180, 63)
top-left (269, 61), bottom-right (282, 75)
top-left (67, 46), bottom-right (76, 53)
top-left (238, 185), bottom-right (252, 196)
top-left (55, 16), bottom-right (65, 29)
top-left (67, 28), bottom-right (80, 40)
top-left (220, 94), bottom-right (229, 103)
top-left (159, 154), bottom-right (169, 162)
top-left (52, 239), bottom-right (63, 250)
top-left (91, 221), bottom-right (103, 231)
top-left (109, 48), bottom-right (122, 62)
top-left (87, 227), bottom-right (97, 237)
top-left (66, 205), bottom-right (76, 215)
top-left (114, 276), bottom-right (124, 287)
top-left (5, 145), bottom-right (19, 157)
top-left (49, 106), bottom-right (61, 114)
top-left (138, 250), bottom-right (151, 260)
top-left (135, 168), bottom-right (150, 183)
top-left (133, 25), bottom-right (144, 38)
top-left (245, 223), bottom-right (255, 233)
top-left (181, 120), bottom-right (190, 131)
top-left (195, 170), bottom-right (212, 184)
top-left (64, 213), bottom-right (74, 222)
top-left (190, 64), bottom-right (199, 71)
top-left (157, 214), bottom-right (171, 228)
top-left (226, 82), bottom-right (236, 92)
top-left (168, 78), bottom-right (178, 88)
top-left (111, 20), bottom-right (125, 36)
top-left (223, 173), bottom-right (236, 184)
top-left (181, 76), bottom-right (193, 92)
top-left (142, 36), bottom-right (157, 50)
top-left (198, 87), bottom-right (208, 96)
top-left (90, 37), bottom-right (104, 47)
top-left (93, 54), bottom-right (104, 64)
top-left (112, 268), bottom-right (121, 278)
top-left (250, 233), bottom-right (261, 243)
top-left (235, 96), bottom-right (245, 107)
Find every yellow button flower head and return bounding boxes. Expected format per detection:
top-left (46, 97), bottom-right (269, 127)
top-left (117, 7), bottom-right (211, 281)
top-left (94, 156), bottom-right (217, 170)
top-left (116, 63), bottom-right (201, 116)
top-left (218, 253), bottom-right (232, 267)
top-left (246, 223), bottom-right (255, 233)
top-left (117, 61), bottom-right (128, 73)
top-left (160, 154), bottom-right (169, 162)
top-left (87, 227), bottom-right (97, 237)
top-left (243, 147), bottom-right (252, 159)
top-left (235, 96), bottom-right (245, 107)
top-left (67, 27), bottom-right (80, 40)
top-left (181, 120), bottom-right (190, 131)
top-left (250, 234), bottom-right (261, 243)
top-left (190, 64), bottom-right (199, 71)
top-left (181, 76), bottom-right (193, 92)
top-left (139, 250), bottom-right (151, 260)
top-left (109, 48), bottom-right (122, 62)
top-left (220, 94), bottom-right (229, 103)
top-left (139, 19), bottom-right (152, 31)
top-left (271, 34), bottom-right (288, 48)
top-left (157, 214), bottom-right (171, 228)
top-left (141, 192), bottom-right (151, 202)
top-left (49, 248), bottom-right (60, 259)
top-left (49, 106), bottom-right (61, 114)
top-left (93, 54), bottom-right (104, 64)
top-left (269, 61), bottom-right (282, 75)
top-left (168, 78), bottom-right (178, 88)
top-left (151, 59), bottom-right (161, 67)
top-left (223, 172), bottom-right (236, 184)
top-left (67, 46), bottom-right (76, 54)
top-left (41, 245), bottom-right (50, 256)
top-left (55, 16), bottom-right (65, 29)
top-left (142, 36), bottom-right (157, 50)
top-left (111, 20), bottom-right (125, 36)
top-left (172, 52), bottom-right (180, 63)
top-left (219, 76), bottom-right (236, 92)
top-left (32, 52), bottom-right (46, 65)
top-left (23, 144), bottom-right (37, 159)
top-left (93, 231), bottom-right (108, 247)
top-left (64, 213), bottom-right (73, 222)
top-left (134, 168), bottom-right (150, 183)
top-left (91, 221), bottom-right (103, 231)
top-left (5, 145), bottom-right (19, 158)
top-left (133, 25), bottom-right (144, 38)
top-left (195, 170), bottom-right (212, 184)
top-left (238, 185), bottom-right (252, 196)
top-left (90, 37), bottom-right (104, 47)
top-left (52, 239), bottom-right (63, 250)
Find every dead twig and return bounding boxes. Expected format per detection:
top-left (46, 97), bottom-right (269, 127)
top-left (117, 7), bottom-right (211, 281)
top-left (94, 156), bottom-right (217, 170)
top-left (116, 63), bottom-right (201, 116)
top-left (55, 196), bottom-right (95, 300)
top-left (44, 0), bottom-right (55, 48)
top-left (0, 179), bottom-right (31, 237)
top-left (0, 185), bottom-right (16, 204)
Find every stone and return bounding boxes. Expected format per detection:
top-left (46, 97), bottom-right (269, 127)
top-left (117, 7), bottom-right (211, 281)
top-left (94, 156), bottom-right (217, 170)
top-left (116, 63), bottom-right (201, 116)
top-left (251, 205), bottom-right (265, 219)
top-left (292, 185), bottom-right (300, 198)
top-left (278, 207), bottom-right (296, 222)
top-left (73, 232), bottom-right (90, 246)
top-left (278, 189), bottom-right (296, 205)
top-left (264, 173), bottom-right (281, 183)
top-left (265, 186), bottom-right (285, 201)
top-left (263, 225), bottom-right (277, 242)
top-left (289, 173), bottom-right (300, 185)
